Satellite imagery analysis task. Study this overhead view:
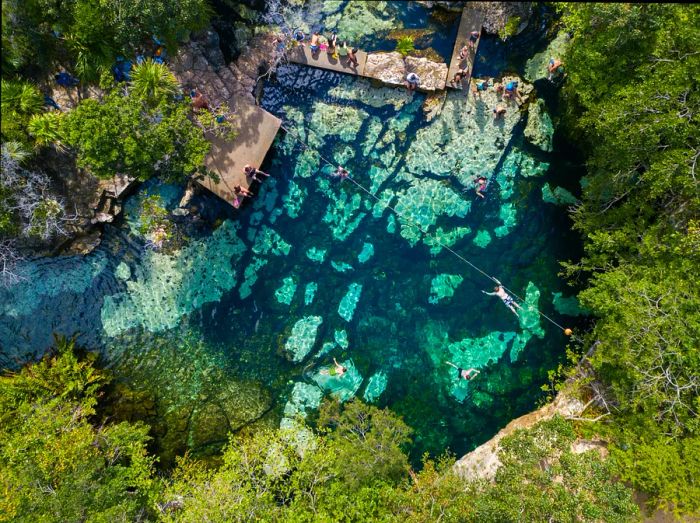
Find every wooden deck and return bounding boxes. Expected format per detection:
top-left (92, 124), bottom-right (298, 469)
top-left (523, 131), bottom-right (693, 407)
top-left (447, 6), bottom-right (484, 90)
top-left (199, 103), bottom-right (281, 205)
top-left (287, 45), bottom-right (368, 76)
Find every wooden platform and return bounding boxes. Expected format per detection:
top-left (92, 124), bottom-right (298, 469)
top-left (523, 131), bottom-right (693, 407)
top-left (447, 6), bottom-right (484, 90)
top-left (287, 45), bottom-right (368, 76)
top-left (199, 103), bottom-right (281, 206)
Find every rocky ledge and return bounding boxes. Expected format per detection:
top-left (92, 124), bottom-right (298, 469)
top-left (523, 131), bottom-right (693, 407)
top-left (364, 52), bottom-right (448, 92)
top-left (453, 389), bottom-right (587, 481)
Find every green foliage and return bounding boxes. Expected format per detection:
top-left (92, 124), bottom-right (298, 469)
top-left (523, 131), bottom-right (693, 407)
top-left (0, 335), bottom-right (158, 522)
top-left (499, 16), bottom-right (521, 40)
top-left (611, 434), bottom-right (700, 517)
top-left (395, 36), bottom-right (415, 57)
top-left (318, 398), bottom-right (413, 489)
top-left (1, 0), bottom-right (211, 79)
top-left (0, 80), bottom-right (44, 146)
top-left (61, 91), bottom-right (210, 182)
top-left (27, 111), bottom-right (65, 150)
top-left (556, 3), bottom-right (700, 514)
top-left (0, 343), bottom-right (638, 522)
top-left (130, 60), bottom-right (180, 107)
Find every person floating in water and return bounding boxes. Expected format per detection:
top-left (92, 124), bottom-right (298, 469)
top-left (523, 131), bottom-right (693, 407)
top-left (446, 361), bottom-right (480, 381)
top-left (474, 176), bottom-right (488, 198)
top-left (320, 358), bottom-right (347, 377)
top-left (482, 283), bottom-right (522, 317)
top-left (333, 166), bottom-right (349, 179)
top-left (244, 164), bottom-right (270, 182)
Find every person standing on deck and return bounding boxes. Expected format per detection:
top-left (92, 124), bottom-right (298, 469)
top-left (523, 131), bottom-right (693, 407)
top-left (347, 47), bottom-right (360, 67)
top-left (468, 30), bottom-right (480, 50)
top-left (244, 165), bottom-right (270, 183)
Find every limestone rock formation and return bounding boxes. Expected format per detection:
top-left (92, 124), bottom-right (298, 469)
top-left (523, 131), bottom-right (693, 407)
top-left (364, 52), bottom-right (449, 92)
top-left (364, 52), bottom-right (407, 87)
top-left (524, 98), bottom-right (554, 152)
top-left (405, 56), bottom-right (448, 91)
top-left (171, 30), bottom-right (279, 109)
top-left (474, 2), bottom-right (533, 36)
top-left (453, 390), bottom-right (586, 480)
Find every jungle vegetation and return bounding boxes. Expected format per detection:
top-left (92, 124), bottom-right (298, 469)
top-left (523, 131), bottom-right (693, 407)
top-left (0, 1), bottom-right (698, 521)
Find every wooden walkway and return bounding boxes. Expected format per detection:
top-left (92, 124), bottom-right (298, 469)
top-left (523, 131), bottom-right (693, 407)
top-left (287, 45), bottom-right (368, 76)
top-left (447, 7), bottom-right (484, 90)
top-left (199, 103), bottom-right (281, 206)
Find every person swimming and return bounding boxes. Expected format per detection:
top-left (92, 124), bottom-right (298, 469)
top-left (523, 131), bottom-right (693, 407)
top-left (445, 361), bottom-right (480, 381)
top-left (482, 284), bottom-right (522, 317)
top-left (475, 176), bottom-right (488, 198)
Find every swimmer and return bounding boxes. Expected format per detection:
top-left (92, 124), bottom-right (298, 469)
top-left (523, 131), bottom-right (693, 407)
top-left (482, 283), bottom-right (522, 317)
top-left (332, 166), bottom-right (349, 179)
top-left (320, 358), bottom-right (347, 377)
top-left (445, 361), bottom-right (480, 381)
top-left (474, 176), bottom-right (488, 198)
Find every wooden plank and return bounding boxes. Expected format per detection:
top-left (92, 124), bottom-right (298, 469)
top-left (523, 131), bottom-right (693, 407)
top-left (287, 45), bottom-right (367, 76)
top-left (447, 6), bottom-right (484, 90)
top-left (199, 103), bottom-right (281, 206)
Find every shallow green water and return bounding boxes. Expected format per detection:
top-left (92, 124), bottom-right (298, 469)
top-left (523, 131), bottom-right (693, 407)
top-left (0, 4), bottom-right (584, 462)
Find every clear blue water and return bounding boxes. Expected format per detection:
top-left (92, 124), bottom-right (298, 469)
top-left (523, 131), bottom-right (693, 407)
top-left (0, 3), bottom-right (582, 463)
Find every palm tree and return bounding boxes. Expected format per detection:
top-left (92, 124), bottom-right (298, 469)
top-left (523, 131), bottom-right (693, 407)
top-left (129, 60), bottom-right (180, 106)
top-left (1, 80), bottom-right (44, 143)
top-left (0, 80), bottom-right (43, 116)
top-left (28, 112), bottom-right (65, 151)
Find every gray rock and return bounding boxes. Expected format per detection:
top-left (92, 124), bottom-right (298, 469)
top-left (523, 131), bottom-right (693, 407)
top-left (364, 52), bottom-right (407, 87)
top-left (405, 56), bottom-right (448, 91)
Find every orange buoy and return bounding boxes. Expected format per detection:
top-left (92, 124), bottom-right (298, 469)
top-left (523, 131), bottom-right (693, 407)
top-left (564, 328), bottom-right (573, 336)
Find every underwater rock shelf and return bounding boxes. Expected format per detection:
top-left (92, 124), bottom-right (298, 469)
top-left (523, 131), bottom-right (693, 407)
top-left (447, 6), bottom-right (484, 90)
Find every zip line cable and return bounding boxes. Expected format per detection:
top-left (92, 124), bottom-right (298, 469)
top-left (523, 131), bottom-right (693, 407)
top-left (277, 122), bottom-right (573, 337)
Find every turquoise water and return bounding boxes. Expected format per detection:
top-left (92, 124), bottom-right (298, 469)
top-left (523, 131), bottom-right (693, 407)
top-left (0, 5), bottom-right (584, 463)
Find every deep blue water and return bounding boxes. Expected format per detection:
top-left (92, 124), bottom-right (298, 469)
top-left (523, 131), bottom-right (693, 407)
top-left (0, 3), bottom-right (583, 463)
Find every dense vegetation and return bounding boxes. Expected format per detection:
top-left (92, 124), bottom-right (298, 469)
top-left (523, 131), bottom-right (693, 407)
top-left (0, 340), bottom-right (638, 522)
top-left (0, 1), bottom-right (698, 521)
top-left (558, 3), bottom-right (700, 515)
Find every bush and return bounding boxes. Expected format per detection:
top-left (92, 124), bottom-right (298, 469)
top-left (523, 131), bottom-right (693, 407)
top-left (395, 36), bottom-right (415, 57)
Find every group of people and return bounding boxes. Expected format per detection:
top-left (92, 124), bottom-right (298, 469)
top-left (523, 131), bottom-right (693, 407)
top-left (232, 165), bottom-right (270, 208)
top-left (295, 29), bottom-right (360, 67)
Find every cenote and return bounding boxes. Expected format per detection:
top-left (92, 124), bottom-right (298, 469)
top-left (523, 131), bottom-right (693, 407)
top-left (0, 2), bottom-right (586, 465)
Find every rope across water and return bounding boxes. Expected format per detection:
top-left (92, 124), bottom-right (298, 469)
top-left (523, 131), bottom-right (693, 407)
top-left (278, 122), bottom-right (573, 336)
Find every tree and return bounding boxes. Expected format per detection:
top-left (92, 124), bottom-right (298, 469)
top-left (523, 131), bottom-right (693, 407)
top-left (557, 3), bottom-right (700, 514)
top-left (61, 91), bottom-right (210, 182)
top-left (1, 0), bottom-right (211, 80)
top-left (130, 60), bottom-right (180, 107)
top-left (0, 336), bottom-right (159, 522)
top-left (0, 79), bottom-right (44, 146)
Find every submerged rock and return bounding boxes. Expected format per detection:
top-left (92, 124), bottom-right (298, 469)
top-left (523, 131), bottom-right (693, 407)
top-left (363, 371), bottom-right (388, 403)
top-left (285, 316), bottom-right (323, 362)
top-left (542, 183), bottom-right (578, 206)
top-left (524, 98), bottom-right (554, 152)
top-left (429, 274), bottom-right (464, 304)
